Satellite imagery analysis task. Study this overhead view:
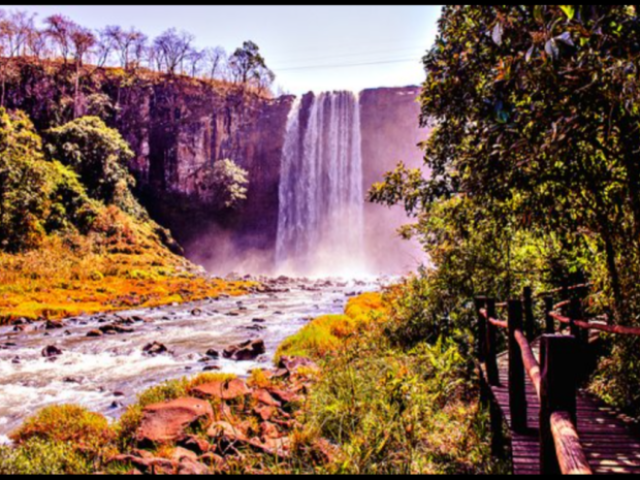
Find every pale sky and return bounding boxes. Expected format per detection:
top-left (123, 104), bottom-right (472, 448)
top-left (4, 5), bottom-right (442, 94)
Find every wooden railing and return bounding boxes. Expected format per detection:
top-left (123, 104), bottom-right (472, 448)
top-left (475, 286), bottom-right (598, 475)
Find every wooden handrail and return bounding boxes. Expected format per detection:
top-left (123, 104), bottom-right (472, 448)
top-left (514, 329), bottom-right (541, 399)
top-left (479, 308), bottom-right (508, 329)
top-left (550, 411), bottom-right (593, 475)
top-left (550, 311), bottom-right (640, 337)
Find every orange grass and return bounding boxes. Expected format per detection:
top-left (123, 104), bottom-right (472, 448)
top-left (0, 209), bottom-right (255, 324)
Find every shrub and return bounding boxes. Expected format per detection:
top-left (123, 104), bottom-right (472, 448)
top-left (10, 405), bottom-right (116, 460)
top-left (0, 438), bottom-right (92, 475)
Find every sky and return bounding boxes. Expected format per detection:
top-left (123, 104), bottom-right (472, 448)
top-left (4, 5), bottom-right (443, 94)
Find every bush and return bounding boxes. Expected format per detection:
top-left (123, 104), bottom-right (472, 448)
top-left (0, 438), bottom-right (92, 475)
top-left (10, 405), bottom-right (116, 461)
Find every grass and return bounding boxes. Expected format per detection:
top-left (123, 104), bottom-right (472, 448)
top-left (0, 208), bottom-right (254, 325)
top-left (274, 292), bottom-right (385, 362)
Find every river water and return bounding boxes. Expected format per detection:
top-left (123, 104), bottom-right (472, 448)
top-left (0, 277), bottom-right (381, 440)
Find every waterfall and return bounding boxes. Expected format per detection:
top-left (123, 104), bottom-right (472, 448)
top-left (276, 91), bottom-right (366, 277)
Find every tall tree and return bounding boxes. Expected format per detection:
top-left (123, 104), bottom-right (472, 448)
top-left (228, 40), bottom-right (274, 89)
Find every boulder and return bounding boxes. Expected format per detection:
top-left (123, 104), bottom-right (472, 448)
top-left (169, 446), bottom-right (198, 463)
top-left (143, 342), bottom-right (168, 355)
top-left (254, 405), bottom-right (276, 422)
top-left (42, 345), bottom-right (63, 358)
top-left (205, 349), bottom-right (220, 359)
top-left (178, 435), bottom-right (211, 455)
top-left (223, 339), bottom-right (265, 361)
top-left (86, 330), bottom-right (103, 338)
top-left (136, 397), bottom-right (213, 445)
top-left (45, 320), bottom-right (64, 330)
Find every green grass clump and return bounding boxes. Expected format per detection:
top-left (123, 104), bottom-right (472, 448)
top-left (0, 438), bottom-right (93, 475)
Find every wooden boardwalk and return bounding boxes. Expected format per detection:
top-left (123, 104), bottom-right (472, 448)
top-left (484, 342), bottom-right (640, 475)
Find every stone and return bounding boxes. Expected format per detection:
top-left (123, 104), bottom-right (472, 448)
top-left (177, 458), bottom-right (210, 475)
top-left (136, 397), bottom-right (213, 445)
top-left (169, 446), bottom-right (198, 463)
top-left (254, 405), bottom-right (276, 422)
top-left (42, 345), bottom-right (63, 358)
top-left (205, 349), bottom-right (220, 359)
top-left (178, 435), bottom-right (211, 455)
top-left (143, 342), bottom-right (168, 355)
top-left (252, 389), bottom-right (281, 408)
top-left (192, 378), bottom-right (251, 401)
top-left (45, 320), bottom-right (64, 330)
top-left (278, 355), bottom-right (319, 374)
top-left (223, 339), bottom-right (265, 361)
top-left (87, 330), bottom-right (103, 337)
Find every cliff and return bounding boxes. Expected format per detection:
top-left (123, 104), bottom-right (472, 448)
top-left (3, 59), bottom-right (428, 275)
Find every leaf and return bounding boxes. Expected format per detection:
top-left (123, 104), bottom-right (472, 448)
top-left (492, 22), bottom-right (504, 46)
top-left (556, 32), bottom-right (574, 47)
top-left (559, 5), bottom-right (576, 20)
top-left (526, 45), bottom-right (535, 62)
top-left (545, 39), bottom-right (559, 59)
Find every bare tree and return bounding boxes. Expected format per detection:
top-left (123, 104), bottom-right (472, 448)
top-left (70, 26), bottom-right (95, 65)
top-left (26, 27), bottom-right (49, 59)
top-left (92, 28), bottom-right (113, 67)
top-left (105, 25), bottom-right (147, 69)
top-left (186, 47), bottom-right (205, 77)
top-left (153, 28), bottom-right (194, 74)
top-left (204, 46), bottom-right (227, 80)
top-left (44, 14), bottom-right (76, 62)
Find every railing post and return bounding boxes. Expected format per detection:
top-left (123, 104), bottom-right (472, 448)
top-left (524, 286), bottom-right (535, 341)
top-left (540, 335), bottom-right (578, 475)
top-left (474, 297), bottom-right (487, 363)
top-left (485, 298), bottom-right (500, 386)
top-left (508, 299), bottom-right (527, 433)
top-left (544, 296), bottom-right (555, 334)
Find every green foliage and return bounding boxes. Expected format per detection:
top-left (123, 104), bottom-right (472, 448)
top-left (195, 158), bottom-right (249, 210)
top-left (303, 313), bottom-right (499, 474)
top-left (0, 107), bottom-right (100, 251)
top-left (0, 438), bottom-right (92, 475)
top-left (370, 4), bottom-right (640, 415)
top-left (45, 116), bottom-right (145, 218)
top-left (229, 41), bottom-right (275, 89)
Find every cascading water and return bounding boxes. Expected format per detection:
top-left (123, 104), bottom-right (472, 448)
top-left (276, 91), bottom-right (366, 277)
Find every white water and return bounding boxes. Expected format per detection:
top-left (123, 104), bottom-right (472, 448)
top-left (276, 92), bottom-right (366, 277)
top-left (0, 278), bottom-right (379, 437)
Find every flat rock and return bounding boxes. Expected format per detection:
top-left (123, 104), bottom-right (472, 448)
top-left (192, 378), bottom-right (251, 401)
top-left (136, 397), bottom-right (213, 445)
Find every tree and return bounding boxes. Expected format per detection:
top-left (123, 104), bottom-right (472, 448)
top-left (104, 25), bottom-right (147, 69)
top-left (45, 116), bottom-right (143, 217)
top-left (194, 158), bottom-right (249, 209)
top-left (44, 14), bottom-right (76, 62)
top-left (152, 28), bottom-right (194, 75)
top-left (203, 46), bottom-right (227, 80)
top-left (185, 47), bottom-right (205, 78)
top-left (69, 26), bottom-right (95, 65)
top-left (228, 40), bottom-right (274, 89)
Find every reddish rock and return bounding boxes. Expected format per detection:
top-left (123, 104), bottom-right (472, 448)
top-left (178, 435), bottom-right (212, 455)
top-left (169, 446), bottom-right (199, 463)
top-left (207, 421), bottom-right (248, 444)
top-left (177, 458), bottom-right (210, 475)
top-left (252, 389), bottom-right (281, 407)
top-left (192, 379), bottom-right (251, 401)
top-left (136, 397), bottom-right (213, 445)
top-left (199, 452), bottom-right (227, 472)
top-left (260, 421), bottom-right (281, 440)
top-left (254, 405), bottom-right (276, 422)
top-left (86, 329), bottom-right (103, 337)
top-left (267, 388), bottom-right (302, 405)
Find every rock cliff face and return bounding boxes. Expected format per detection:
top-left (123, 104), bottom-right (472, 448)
top-left (4, 61), bottom-right (428, 274)
top-left (360, 86), bottom-right (429, 275)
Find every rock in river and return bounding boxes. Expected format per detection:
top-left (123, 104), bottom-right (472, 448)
top-left (223, 339), bottom-right (265, 361)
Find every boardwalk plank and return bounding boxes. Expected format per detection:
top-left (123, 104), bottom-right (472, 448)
top-left (484, 339), bottom-right (640, 475)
